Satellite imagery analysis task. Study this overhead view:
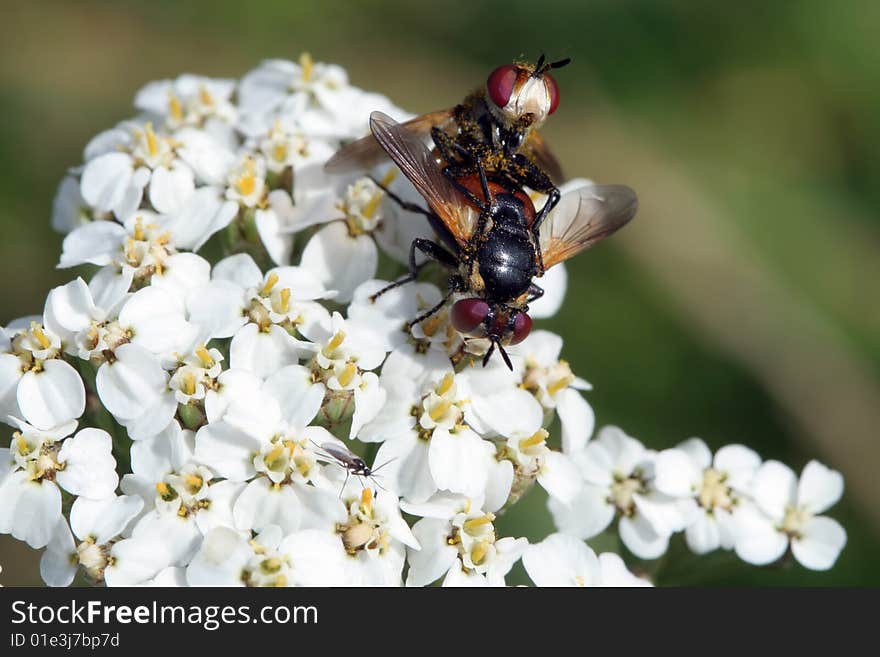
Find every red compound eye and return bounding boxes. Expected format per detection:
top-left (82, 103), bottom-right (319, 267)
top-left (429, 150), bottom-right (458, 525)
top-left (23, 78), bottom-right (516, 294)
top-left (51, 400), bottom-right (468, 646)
top-left (510, 312), bottom-right (532, 345)
top-left (451, 298), bottom-right (490, 334)
top-left (545, 73), bottom-right (560, 114)
top-left (487, 65), bottom-right (518, 108)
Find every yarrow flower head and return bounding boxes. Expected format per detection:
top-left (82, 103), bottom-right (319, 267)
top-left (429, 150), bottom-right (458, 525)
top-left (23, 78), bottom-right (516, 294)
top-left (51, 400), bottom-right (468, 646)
top-left (0, 53), bottom-right (847, 587)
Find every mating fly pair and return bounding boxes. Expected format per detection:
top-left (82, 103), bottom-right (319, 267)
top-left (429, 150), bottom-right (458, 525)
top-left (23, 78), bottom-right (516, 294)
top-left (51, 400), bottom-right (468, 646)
top-left (326, 58), bottom-right (638, 369)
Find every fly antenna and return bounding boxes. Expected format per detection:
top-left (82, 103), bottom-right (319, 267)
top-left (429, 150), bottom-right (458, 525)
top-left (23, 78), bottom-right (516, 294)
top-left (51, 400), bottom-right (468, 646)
top-left (532, 52), bottom-right (547, 77)
top-left (371, 456), bottom-right (398, 475)
top-left (497, 341), bottom-right (513, 371)
top-left (482, 340), bottom-right (497, 367)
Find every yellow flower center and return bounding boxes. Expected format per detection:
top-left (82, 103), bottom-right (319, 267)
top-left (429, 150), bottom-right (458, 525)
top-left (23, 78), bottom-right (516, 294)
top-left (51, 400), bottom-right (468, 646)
top-left (195, 345), bottom-right (214, 368)
top-left (519, 429), bottom-right (548, 451)
top-left (337, 362), bottom-right (357, 387)
top-left (300, 52), bottom-right (314, 82)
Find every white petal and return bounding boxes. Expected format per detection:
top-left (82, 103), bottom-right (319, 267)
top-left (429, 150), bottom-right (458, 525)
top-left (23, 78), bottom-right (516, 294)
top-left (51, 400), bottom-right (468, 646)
top-left (80, 152), bottom-right (136, 213)
top-left (254, 206), bottom-right (294, 266)
top-left (196, 480), bottom-right (243, 535)
top-left (150, 253), bottom-right (211, 301)
top-left (59, 221), bottom-right (127, 268)
top-left (547, 484), bottom-right (615, 540)
top-left (88, 266), bottom-right (133, 311)
top-left (204, 369), bottom-right (262, 423)
top-left (466, 386), bottom-right (542, 439)
top-left (375, 433), bottom-right (436, 503)
top-left (733, 502), bottom-right (789, 565)
top-left (634, 491), bottom-right (694, 535)
top-left (529, 263), bottom-right (567, 319)
top-left (300, 223), bottom-right (378, 304)
top-left (120, 286), bottom-right (197, 355)
top-left (233, 478), bottom-right (302, 534)
top-left (43, 278), bottom-right (98, 342)
top-left (295, 484), bottom-right (348, 532)
top-left (714, 444), bottom-right (761, 491)
top-left (280, 530), bottom-right (348, 586)
top-left (595, 425), bottom-right (647, 474)
top-left (556, 388), bottom-right (594, 454)
top-left (159, 187), bottom-right (238, 251)
top-left (684, 512), bottom-right (722, 555)
top-left (350, 372), bottom-right (386, 439)
top-left (212, 253), bottom-right (263, 288)
top-left (428, 428), bottom-right (493, 498)
top-left (56, 428), bottom-right (118, 498)
top-left (106, 514), bottom-right (201, 585)
top-left (129, 420), bottom-right (193, 480)
top-left (194, 422), bottom-right (262, 482)
top-left (52, 176), bottom-right (87, 234)
top-left (263, 365), bottom-right (324, 429)
top-left (18, 360), bottom-right (85, 430)
top-left (538, 451), bottom-right (582, 505)
top-left (70, 495), bottom-right (143, 544)
top-left (149, 165), bottom-right (194, 214)
top-left (791, 516), bottom-right (846, 571)
top-left (751, 460), bottom-right (797, 521)
top-left (797, 460), bottom-right (844, 515)
top-left (269, 265), bottom-right (335, 302)
top-left (405, 518), bottom-right (458, 587)
top-left (597, 552), bottom-right (652, 587)
top-left (675, 437), bottom-right (712, 470)
top-left (619, 514), bottom-right (670, 560)
top-left (176, 128), bottom-right (236, 185)
top-left (654, 448), bottom-right (702, 497)
top-left (229, 323), bottom-right (307, 378)
top-left (0, 354), bottom-right (23, 421)
top-left (0, 472), bottom-right (61, 548)
top-left (40, 519), bottom-right (77, 587)
top-left (523, 533), bottom-right (599, 587)
top-left (186, 280), bottom-right (246, 339)
top-left (83, 127), bottom-right (129, 161)
top-left (442, 560), bottom-right (487, 587)
top-left (96, 343), bottom-right (166, 420)
top-left (186, 526), bottom-right (249, 586)
top-left (484, 459), bottom-right (514, 513)
top-left (123, 389), bottom-right (176, 441)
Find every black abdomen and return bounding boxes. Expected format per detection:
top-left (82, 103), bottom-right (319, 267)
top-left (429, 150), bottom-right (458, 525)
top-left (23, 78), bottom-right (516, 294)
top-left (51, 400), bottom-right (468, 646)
top-left (477, 233), bottom-right (535, 302)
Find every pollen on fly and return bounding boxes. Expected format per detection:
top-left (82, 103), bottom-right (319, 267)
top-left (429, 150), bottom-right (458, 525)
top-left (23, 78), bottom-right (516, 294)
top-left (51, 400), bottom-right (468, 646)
top-left (311, 440), bottom-right (395, 498)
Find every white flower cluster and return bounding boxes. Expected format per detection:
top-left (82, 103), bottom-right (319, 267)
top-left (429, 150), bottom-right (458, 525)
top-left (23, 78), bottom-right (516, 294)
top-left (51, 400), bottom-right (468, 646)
top-left (0, 55), bottom-right (846, 587)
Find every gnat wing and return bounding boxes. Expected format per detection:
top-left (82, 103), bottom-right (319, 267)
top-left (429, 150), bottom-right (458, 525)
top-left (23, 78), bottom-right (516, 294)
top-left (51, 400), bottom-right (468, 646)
top-left (324, 109), bottom-right (454, 174)
top-left (369, 110), bottom-right (478, 245)
top-left (320, 442), bottom-right (356, 463)
top-left (539, 184), bottom-right (638, 270)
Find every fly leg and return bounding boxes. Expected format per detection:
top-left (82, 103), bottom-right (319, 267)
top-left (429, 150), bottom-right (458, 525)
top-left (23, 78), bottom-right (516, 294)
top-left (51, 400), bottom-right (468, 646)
top-left (511, 153), bottom-right (559, 274)
top-left (525, 283), bottom-right (544, 311)
top-left (405, 288), bottom-right (455, 332)
top-left (369, 238), bottom-right (457, 302)
top-left (405, 273), bottom-right (465, 331)
top-left (369, 175), bottom-right (433, 218)
top-left (431, 126), bottom-right (472, 166)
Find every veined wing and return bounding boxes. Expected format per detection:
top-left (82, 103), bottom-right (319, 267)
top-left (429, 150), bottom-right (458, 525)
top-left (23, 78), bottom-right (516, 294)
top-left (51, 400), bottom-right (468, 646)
top-left (539, 184), bottom-right (637, 270)
top-left (369, 111), bottom-right (478, 246)
top-left (324, 109), bottom-right (454, 174)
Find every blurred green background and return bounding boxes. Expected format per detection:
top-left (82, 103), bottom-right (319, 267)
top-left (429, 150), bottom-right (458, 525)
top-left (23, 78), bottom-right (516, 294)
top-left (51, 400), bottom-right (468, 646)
top-left (1, 0), bottom-right (878, 585)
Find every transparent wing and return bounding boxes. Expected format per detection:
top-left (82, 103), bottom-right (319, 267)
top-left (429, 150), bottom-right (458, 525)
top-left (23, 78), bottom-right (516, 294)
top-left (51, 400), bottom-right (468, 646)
top-left (524, 130), bottom-right (564, 184)
top-left (324, 109), bottom-right (454, 173)
top-left (319, 442), bottom-right (357, 466)
top-left (539, 184), bottom-right (638, 269)
top-left (368, 110), bottom-right (478, 245)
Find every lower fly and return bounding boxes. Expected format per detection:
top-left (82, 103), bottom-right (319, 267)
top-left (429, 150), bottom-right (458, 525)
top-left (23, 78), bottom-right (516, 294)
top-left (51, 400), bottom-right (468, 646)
top-left (312, 441), bottom-right (394, 497)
